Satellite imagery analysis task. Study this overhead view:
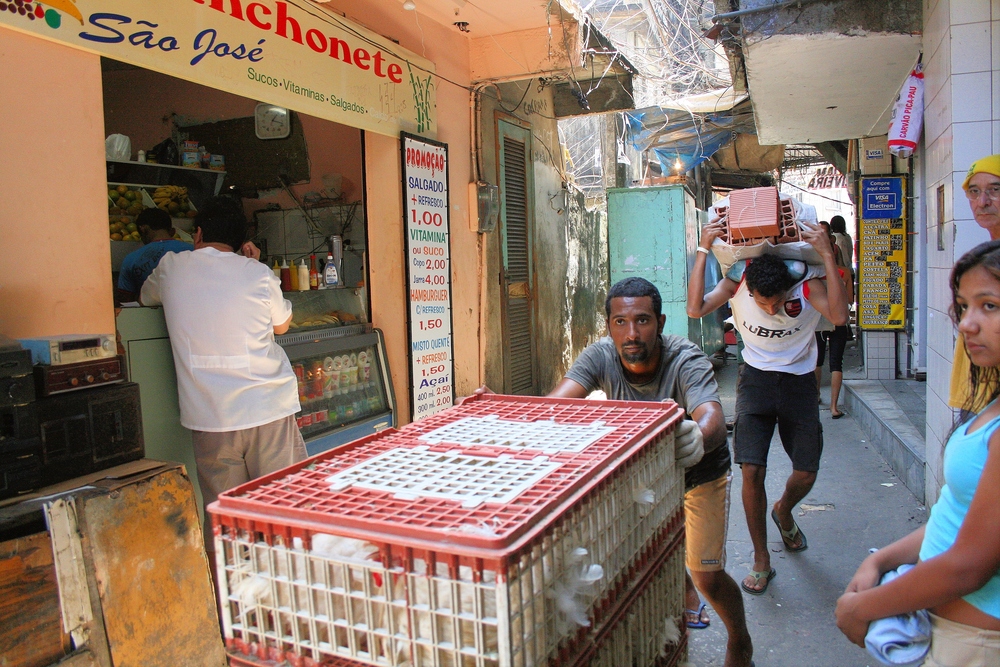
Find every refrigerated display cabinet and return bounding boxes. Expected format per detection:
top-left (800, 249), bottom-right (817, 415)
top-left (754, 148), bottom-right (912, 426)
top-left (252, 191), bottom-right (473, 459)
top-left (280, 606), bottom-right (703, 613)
top-left (276, 326), bottom-right (395, 455)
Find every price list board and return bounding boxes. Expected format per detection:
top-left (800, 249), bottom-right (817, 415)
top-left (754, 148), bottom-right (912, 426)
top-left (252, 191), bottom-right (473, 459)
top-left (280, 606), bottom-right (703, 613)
top-left (402, 133), bottom-right (455, 420)
top-left (858, 176), bottom-right (907, 330)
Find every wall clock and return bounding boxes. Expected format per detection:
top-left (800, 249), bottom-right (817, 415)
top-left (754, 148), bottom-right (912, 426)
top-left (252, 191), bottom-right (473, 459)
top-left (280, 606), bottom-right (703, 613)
top-left (254, 103), bottom-right (291, 140)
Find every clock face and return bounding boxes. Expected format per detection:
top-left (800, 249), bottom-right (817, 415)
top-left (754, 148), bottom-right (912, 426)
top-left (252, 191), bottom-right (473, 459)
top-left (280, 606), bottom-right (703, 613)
top-left (254, 103), bottom-right (291, 140)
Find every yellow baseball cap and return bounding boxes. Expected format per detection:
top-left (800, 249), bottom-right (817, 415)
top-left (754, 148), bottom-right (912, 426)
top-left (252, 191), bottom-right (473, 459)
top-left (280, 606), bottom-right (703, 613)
top-left (962, 154), bottom-right (1000, 190)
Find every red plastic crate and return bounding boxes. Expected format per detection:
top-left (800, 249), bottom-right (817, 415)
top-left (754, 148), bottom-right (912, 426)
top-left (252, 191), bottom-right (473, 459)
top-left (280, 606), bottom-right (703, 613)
top-left (214, 395), bottom-right (681, 554)
top-left (211, 394), bottom-right (685, 667)
top-left (568, 529), bottom-right (688, 667)
top-left (225, 519), bottom-right (688, 667)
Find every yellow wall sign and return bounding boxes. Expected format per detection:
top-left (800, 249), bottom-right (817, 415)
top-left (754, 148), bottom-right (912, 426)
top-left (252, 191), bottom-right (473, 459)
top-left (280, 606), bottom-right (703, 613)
top-left (0, 0), bottom-right (436, 137)
top-left (858, 176), bottom-right (907, 330)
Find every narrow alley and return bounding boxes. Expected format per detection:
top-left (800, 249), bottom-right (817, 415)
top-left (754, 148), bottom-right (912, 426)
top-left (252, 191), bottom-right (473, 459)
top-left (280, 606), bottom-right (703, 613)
top-left (689, 342), bottom-right (928, 667)
top-left (4, 1), bottom-right (1000, 666)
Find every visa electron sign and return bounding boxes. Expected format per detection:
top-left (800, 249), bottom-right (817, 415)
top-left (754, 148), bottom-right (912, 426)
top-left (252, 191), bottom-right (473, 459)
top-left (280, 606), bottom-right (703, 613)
top-left (0, 0), bottom-right (436, 137)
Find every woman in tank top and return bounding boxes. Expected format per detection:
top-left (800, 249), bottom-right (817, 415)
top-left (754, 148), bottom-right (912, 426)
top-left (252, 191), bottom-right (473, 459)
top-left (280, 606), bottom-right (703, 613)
top-left (836, 239), bottom-right (1000, 665)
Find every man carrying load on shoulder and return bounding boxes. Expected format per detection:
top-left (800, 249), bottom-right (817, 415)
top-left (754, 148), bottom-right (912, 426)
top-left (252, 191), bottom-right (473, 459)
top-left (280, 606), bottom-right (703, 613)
top-left (686, 217), bottom-right (848, 597)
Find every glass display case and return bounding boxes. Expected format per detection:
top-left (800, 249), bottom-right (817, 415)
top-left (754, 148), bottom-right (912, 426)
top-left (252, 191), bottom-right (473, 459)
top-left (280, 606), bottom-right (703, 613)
top-left (283, 287), bottom-right (368, 333)
top-left (278, 328), bottom-right (394, 455)
top-left (277, 286), bottom-right (393, 454)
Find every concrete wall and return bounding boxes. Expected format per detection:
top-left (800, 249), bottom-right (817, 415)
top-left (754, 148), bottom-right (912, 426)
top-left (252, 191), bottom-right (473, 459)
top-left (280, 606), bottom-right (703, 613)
top-left (0, 30), bottom-right (114, 338)
top-left (741, 0), bottom-right (922, 35)
top-left (921, 0), bottom-right (1000, 503)
top-left (478, 81), bottom-right (609, 394)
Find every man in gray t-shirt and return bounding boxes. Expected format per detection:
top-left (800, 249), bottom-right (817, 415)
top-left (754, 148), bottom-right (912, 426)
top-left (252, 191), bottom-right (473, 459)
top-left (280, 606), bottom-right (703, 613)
top-left (550, 277), bottom-right (752, 667)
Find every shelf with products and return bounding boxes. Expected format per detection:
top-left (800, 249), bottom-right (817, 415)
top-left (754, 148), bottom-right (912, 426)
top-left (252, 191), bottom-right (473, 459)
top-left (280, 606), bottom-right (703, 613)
top-left (254, 202), bottom-right (367, 291)
top-left (106, 160), bottom-right (226, 211)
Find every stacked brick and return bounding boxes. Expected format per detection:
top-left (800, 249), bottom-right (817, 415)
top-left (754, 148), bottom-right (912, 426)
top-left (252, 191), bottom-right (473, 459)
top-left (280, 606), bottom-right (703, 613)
top-left (716, 186), bottom-right (802, 246)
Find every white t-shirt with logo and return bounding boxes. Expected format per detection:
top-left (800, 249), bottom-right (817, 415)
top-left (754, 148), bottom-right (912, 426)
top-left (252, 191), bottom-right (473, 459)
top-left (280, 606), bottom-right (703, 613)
top-left (141, 247), bottom-right (300, 432)
top-left (730, 277), bottom-right (823, 375)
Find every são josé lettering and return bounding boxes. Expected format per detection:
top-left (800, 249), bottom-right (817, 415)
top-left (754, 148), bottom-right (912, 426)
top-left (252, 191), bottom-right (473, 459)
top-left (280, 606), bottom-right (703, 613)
top-left (81, 14), bottom-right (266, 67)
top-left (80, 3), bottom-right (406, 83)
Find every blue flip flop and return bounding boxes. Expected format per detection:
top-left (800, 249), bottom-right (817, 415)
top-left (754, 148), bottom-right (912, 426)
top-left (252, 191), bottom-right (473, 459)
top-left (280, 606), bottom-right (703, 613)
top-left (684, 602), bottom-right (710, 629)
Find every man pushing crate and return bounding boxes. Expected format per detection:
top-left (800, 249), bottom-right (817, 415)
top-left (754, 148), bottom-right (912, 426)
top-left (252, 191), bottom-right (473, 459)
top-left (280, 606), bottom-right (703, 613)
top-left (549, 277), bottom-right (754, 667)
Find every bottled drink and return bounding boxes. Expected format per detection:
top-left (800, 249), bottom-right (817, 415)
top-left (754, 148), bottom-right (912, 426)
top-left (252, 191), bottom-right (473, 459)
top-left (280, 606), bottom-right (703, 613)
top-left (309, 254), bottom-right (319, 290)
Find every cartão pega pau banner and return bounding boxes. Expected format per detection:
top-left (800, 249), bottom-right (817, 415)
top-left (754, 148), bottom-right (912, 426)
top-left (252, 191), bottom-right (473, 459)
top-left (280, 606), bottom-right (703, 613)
top-left (1, 0), bottom-right (437, 137)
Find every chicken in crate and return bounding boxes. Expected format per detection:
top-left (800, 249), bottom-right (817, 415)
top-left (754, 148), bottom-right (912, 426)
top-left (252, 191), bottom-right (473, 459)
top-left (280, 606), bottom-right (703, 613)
top-left (210, 394), bottom-right (687, 667)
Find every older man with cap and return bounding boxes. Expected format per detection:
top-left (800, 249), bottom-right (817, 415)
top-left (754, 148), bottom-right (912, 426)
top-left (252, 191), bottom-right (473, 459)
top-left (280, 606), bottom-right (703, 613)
top-left (949, 155), bottom-right (1000, 413)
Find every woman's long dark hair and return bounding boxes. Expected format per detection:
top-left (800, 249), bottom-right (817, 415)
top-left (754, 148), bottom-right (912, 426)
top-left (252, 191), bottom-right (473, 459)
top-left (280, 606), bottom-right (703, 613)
top-left (951, 239), bottom-right (1000, 412)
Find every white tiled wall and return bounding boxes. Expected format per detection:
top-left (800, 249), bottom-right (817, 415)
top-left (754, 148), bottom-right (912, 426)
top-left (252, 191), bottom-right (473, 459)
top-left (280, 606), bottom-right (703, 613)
top-left (921, 0), bottom-right (999, 501)
top-left (864, 331), bottom-right (898, 380)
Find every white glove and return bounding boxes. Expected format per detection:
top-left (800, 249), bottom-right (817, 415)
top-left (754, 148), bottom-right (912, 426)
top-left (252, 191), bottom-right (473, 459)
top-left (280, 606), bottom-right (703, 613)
top-left (674, 419), bottom-right (705, 469)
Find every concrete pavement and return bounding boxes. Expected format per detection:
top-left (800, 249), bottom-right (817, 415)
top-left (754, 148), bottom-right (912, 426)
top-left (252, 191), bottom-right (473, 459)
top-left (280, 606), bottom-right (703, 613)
top-left (687, 344), bottom-right (929, 667)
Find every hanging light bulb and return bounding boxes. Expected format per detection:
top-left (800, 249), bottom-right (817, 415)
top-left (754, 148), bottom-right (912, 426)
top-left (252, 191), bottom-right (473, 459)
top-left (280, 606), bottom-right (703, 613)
top-left (673, 158), bottom-right (683, 172)
top-left (403, 0), bottom-right (416, 9)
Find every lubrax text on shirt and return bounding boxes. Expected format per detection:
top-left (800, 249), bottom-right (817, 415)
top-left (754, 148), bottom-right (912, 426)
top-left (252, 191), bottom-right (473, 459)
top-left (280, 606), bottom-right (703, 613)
top-left (743, 323), bottom-right (803, 339)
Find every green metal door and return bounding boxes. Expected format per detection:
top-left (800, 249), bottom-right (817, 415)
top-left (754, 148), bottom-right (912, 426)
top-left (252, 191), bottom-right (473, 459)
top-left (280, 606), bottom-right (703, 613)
top-left (607, 185), bottom-right (724, 355)
top-left (498, 119), bottom-right (537, 394)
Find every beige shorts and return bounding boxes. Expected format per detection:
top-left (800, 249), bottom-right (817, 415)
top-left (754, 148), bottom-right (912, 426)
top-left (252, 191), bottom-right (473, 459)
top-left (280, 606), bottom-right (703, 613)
top-left (921, 613), bottom-right (1000, 667)
top-left (684, 472), bottom-right (731, 572)
top-left (191, 414), bottom-right (307, 547)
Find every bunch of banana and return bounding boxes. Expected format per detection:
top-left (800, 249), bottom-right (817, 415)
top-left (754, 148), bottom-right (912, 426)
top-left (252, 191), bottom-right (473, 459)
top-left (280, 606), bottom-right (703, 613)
top-left (153, 186), bottom-right (195, 217)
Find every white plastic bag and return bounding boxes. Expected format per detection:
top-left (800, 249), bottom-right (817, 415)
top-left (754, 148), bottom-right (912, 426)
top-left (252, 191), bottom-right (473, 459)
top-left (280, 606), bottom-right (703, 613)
top-left (887, 65), bottom-right (924, 159)
top-left (105, 134), bottom-right (131, 161)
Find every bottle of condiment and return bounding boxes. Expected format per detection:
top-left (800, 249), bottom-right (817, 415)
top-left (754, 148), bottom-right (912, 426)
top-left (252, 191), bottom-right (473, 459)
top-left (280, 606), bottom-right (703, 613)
top-left (324, 250), bottom-right (340, 288)
top-left (137, 150), bottom-right (146, 163)
top-left (289, 258), bottom-right (299, 291)
top-left (297, 259), bottom-right (310, 291)
top-left (272, 259), bottom-right (281, 279)
top-left (309, 254), bottom-right (319, 290)
top-left (279, 259), bottom-right (292, 291)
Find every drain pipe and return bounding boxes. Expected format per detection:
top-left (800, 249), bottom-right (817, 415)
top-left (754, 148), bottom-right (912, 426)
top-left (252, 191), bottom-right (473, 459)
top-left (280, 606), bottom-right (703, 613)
top-left (711, 0), bottom-right (842, 23)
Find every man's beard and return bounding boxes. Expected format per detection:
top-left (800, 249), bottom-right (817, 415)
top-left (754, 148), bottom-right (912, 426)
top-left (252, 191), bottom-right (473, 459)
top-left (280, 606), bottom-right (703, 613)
top-left (621, 341), bottom-right (650, 364)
